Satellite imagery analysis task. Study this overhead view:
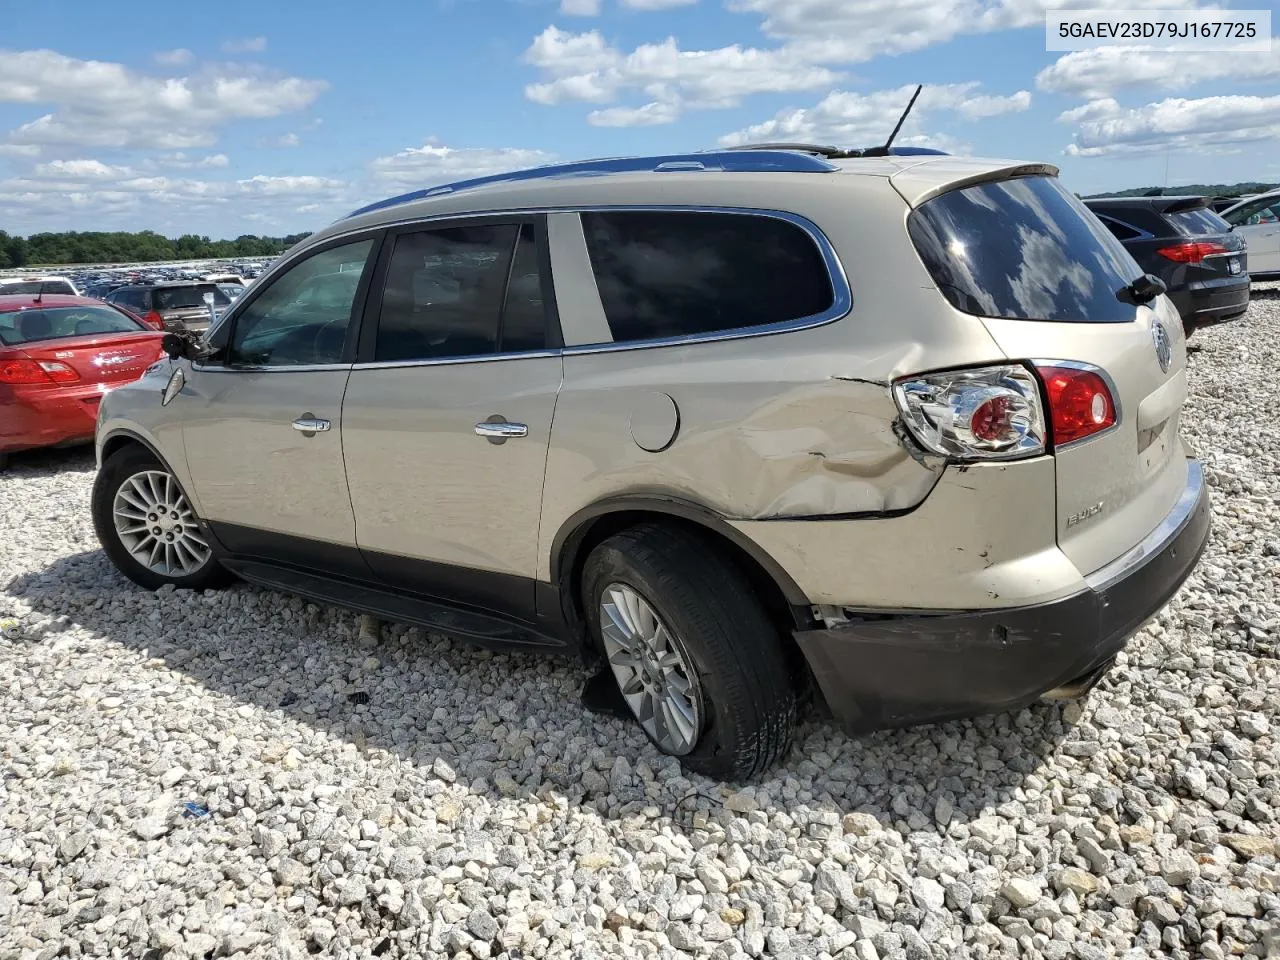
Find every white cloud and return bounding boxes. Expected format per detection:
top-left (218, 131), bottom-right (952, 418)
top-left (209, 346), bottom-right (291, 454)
top-left (1037, 46), bottom-right (1280, 99)
top-left (368, 141), bottom-right (557, 191)
top-left (720, 82), bottom-right (1031, 147)
top-left (588, 100), bottom-right (681, 126)
top-left (522, 26), bottom-right (838, 123)
top-left (34, 158), bottom-right (133, 179)
top-left (1062, 94), bottom-right (1280, 156)
top-left (731, 0), bottom-right (1205, 63)
top-left (154, 48), bottom-right (194, 66)
top-left (156, 152), bottom-right (231, 169)
top-left (560, 0), bottom-right (601, 13)
top-left (0, 49), bottom-right (327, 151)
top-left (622, 0), bottom-right (698, 8)
top-left (222, 36), bottom-right (267, 54)
top-left (277, 132), bottom-right (300, 147)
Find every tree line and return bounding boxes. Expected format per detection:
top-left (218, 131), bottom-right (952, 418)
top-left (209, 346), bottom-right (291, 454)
top-left (0, 230), bottom-right (311, 268)
top-left (1084, 181), bottom-right (1278, 200)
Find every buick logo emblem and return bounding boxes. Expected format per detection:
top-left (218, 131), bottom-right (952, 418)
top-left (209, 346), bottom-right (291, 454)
top-left (1151, 322), bottom-right (1172, 374)
top-left (93, 352), bottom-right (139, 368)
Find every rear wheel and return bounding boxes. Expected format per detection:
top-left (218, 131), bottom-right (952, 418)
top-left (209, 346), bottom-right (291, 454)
top-left (92, 446), bottom-right (231, 591)
top-left (583, 524), bottom-right (796, 780)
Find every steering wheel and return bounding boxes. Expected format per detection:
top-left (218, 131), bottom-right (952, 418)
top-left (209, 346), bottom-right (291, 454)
top-left (309, 318), bottom-right (346, 363)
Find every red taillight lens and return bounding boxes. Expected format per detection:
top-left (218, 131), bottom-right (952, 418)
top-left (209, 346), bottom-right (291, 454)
top-left (1036, 365), bottom-right (1116, 446)
top-left (1156, 241), bottom-right (1228, 263)
top-left (144, 310), bottom-right (166, 330)
top-left (0, 357), bottom-right (79, 385)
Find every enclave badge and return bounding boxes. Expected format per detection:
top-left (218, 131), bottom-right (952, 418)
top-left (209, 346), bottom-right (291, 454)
top-left (1151, 321), bottom-right (1172, 374)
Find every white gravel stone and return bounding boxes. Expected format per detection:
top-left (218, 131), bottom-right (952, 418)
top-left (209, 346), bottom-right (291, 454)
top-left (1, 289), bottom-right (1279, 959)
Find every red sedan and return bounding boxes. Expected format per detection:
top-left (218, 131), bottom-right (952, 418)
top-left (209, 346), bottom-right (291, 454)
top-left (0, 294), bottom-right (167, 468)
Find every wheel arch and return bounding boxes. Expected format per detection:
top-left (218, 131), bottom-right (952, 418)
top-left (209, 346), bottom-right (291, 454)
top-left (99, 428), bottom-right (168, 468)
top-left (550, 495), bottom-right (816, 646)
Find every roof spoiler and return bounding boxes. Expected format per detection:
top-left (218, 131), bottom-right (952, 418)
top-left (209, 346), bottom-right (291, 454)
top-left (1163, 196), bottom-right (1213, 214)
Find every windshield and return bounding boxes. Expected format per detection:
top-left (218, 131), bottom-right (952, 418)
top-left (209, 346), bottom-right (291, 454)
top-left (0, 279), bottom-right (76, 296)
top-left (154, 284), bottom-right (231, 310)
top-left (0, 305), bottom-right (147, 345)
top-left (908, 175), bottom-right (1143, 323)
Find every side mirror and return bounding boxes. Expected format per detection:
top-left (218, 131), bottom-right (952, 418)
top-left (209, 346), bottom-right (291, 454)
top-left (162, 331), bottom-right (214, 361)
top-left (162, 332), bottom-right (186, 359)
top-left (1127, 273), bottom-right (1167, 305)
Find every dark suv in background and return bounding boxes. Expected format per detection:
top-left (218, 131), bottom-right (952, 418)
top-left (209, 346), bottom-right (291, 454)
top-left (105, 281), bottom-right (232, 333)
top-left (1084, 196), bottom-right (1249, 335)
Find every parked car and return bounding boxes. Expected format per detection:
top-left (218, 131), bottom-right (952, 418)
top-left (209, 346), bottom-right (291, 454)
top-left (1220, 189), bottom-right (1280, 280)
top-left (0, 295), bottom-right (165, 469)
top-left (105, 281), bottom-right (232, 333)
top-left (0, 275), bottom-right (79, 296)
top-left (1084, 196), bottom-right (1249, 335)
top-left (92, 151), bottom-right (1210, 777)
top-left (204, 273), bottom-right (248, 287)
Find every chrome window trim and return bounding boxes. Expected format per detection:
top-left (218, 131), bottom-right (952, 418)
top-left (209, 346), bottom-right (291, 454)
top-left (191, 361), bottom-right (352, 374)
top-left (351, 349), bottom-right (562, 371)
top-left (268, 204), bottom-right (853, 367)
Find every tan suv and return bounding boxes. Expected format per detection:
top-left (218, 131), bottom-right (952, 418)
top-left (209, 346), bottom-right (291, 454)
top-left (91, 149), bottom-right (1211, 779)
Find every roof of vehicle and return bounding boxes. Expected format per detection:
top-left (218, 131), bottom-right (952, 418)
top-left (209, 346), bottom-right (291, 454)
top-left (111, 280), bottom-right (221, 290)
top-left (1084, 195), bottom-right (1213, 213)
top-left (0, 293), bottom-right (106, 313)
top-left (317, 151), bottom-right (1057, 246)
top-left (1220, 187), bottom-right (1280, 215)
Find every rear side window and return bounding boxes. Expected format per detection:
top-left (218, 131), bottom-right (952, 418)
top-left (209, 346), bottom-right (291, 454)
top-left (1096, 216), bottom-right (1142, 242)
top-left (909, 176), bottom-right (1143, 323)
top-left (0, 279), bottom-right (76, 296)
top-left (1168, 208), bottom-right (1230, 237)
top-left (581, 211), bottom-right (834, 344)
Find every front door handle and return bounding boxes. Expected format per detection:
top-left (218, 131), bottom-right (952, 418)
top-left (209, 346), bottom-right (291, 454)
top-left (292, 415), bottom-right (331, 434)
top-left (475, 419), bottom-right (528, 443)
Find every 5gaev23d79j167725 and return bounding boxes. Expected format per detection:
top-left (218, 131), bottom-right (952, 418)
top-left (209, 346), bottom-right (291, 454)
top-left (91, 140), bottom-right (1210, 779)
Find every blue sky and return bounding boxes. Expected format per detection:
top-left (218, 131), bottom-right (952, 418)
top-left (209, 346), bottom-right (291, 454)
top-left (1, 0), bottom-right (1277, 237)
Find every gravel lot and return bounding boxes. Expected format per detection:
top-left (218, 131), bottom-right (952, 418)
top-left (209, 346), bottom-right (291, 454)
top-left (2, 288), bottom-right (1278, 960)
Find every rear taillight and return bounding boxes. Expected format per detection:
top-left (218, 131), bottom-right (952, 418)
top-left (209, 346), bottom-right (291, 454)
top-left (144, 310), bottom-right (166, 330)
top-left (1035, 363), bottom-right (1117, 446)
top-left (1157, 241), bottom-right (1228, 263)
top-left (0, 358), bottom-right (80, 385)
top-left (893, 365), bottom-right (1046, 461)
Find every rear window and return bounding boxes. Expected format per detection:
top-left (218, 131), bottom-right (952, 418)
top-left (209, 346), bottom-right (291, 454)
top-left (909, 176), bottom-right (1143, 323)
top-left (0, 306), bottom-right (147, 346)
top-left (0, 279), bottom-right (76, 296)
top-left (154, 284), bottom-right (231, 310)
top-left (581, 210), bottom-right (834, 344)
top-left (1168, 208), bottom-right (1230, 237)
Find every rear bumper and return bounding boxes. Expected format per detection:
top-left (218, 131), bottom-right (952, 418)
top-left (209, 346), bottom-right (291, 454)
top-left (0, 385), bottom-right (111, 454)
top-left (1168, 277), bottom-right (1250, 325)
top-left (796, 458), bottom-right (1210, 731)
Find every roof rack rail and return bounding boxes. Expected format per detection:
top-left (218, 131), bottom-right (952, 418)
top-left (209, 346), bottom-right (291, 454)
top-left (727, 142), bottom-right (950, 159)
top-left (346, 149), bottom-right (839, 219)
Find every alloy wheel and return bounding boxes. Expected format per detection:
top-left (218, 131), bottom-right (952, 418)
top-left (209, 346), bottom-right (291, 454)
top-left (599, 582), bottom-right (704, 755)
top-left (112, 470), bottom-right (211, 578)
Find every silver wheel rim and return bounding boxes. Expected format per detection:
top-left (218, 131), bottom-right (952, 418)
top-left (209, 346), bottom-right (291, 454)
top-left (112, 470), bottom-right (211, 578)
top-left (600, 582), bottom-right (703, 755)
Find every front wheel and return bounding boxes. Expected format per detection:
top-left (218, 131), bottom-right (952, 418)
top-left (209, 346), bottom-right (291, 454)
top-left (92, 446), bottom-right (231, 591)
top-left (583, 524), bottom-right (797, 780)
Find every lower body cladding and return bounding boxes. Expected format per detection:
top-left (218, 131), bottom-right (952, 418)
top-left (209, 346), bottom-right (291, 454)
top-left (794, 458), bottom-right (1210, 731)
top-left (1168, 277), bottom-right (1250, 330)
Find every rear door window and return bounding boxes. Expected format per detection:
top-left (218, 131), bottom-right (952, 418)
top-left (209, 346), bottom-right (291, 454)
top-left (909, 176), bottom-right (1143, 323)
top-left (581, 210), bottom-right (834, 344)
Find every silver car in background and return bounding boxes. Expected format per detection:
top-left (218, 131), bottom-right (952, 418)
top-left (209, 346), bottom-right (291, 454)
top-left (92, 149), bottom-right (1210, 778)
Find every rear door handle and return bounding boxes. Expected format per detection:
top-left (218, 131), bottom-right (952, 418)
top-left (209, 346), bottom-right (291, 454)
top-left (292, 416), bottom-right (331, 433)
top-left (475, 420), bottom-right (528, 441)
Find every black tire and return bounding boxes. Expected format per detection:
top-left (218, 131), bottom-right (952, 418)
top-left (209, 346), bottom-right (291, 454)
top-left (582, 524), bottom-right (796, 780)
top-left (92, 445), bottom-right (232, 591)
